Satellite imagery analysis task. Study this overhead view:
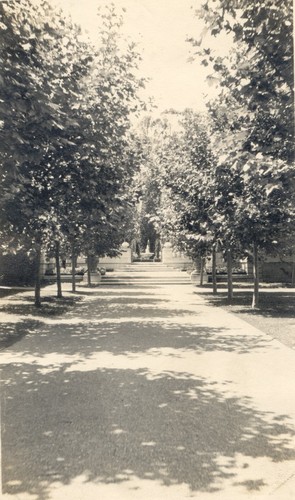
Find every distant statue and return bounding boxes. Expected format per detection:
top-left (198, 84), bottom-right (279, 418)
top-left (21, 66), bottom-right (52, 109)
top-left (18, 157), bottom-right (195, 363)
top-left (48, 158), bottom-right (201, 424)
top-left (144, 240), bottom-right (150, 254)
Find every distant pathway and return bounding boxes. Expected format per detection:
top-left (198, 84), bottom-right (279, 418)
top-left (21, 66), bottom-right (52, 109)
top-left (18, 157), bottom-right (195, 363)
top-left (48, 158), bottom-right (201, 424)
top-left (1, 263), bottom-right (295, 499)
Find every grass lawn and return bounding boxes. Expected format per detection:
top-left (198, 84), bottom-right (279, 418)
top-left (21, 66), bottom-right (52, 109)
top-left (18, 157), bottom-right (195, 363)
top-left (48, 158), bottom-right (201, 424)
top-left (195, 283), bottom-right (295, 350)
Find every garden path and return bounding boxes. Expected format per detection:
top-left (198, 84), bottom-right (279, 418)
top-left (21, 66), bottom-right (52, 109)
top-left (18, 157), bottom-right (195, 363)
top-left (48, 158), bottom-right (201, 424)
top-left (1, 263), bottom-right (295, 499)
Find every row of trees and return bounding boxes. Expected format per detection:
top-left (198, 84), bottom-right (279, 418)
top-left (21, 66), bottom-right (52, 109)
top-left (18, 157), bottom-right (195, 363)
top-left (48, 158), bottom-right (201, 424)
top-left (134, 0), bottom-right (294, 307)
top-left (190, 0), bottom-right (294, 307)
top-left (0, 0), bottom-right (293, 308)
top-left (0, 1), bottom-right (143, 305)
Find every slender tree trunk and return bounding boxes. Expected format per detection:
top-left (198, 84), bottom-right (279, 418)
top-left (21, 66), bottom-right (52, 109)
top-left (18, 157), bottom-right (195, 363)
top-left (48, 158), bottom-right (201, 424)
top-left (55, 240), bottom-right (62, 299)
top-left (252, 241), bottom-right (259, 308)
top-left (34, 242), bottom-right (42, 308)
top-left (212, 244), bottom-right (217, 294)
top-left (200, 256), bottom-right (204, 285)
top-left (226, 247), bottom-right (233, 304)
top-left (87, 254), bottom-right (92, 287)
top-left (71, 242), bottom-right (76, 293)
top-left (291, 261), bottom-right (295, 287)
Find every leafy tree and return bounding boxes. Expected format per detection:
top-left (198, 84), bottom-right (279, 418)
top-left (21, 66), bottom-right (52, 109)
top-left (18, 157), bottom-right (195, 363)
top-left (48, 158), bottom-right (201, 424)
top-left (0, 1), bottom-right (144, 302)
top-left (132, 116), bottom-right (175, 255)
top-left (57, 7), bottom-right (144, 287)
top-left (190, 0), bottom-right (294, 306)
top-left (0, 0), bottom-right (95, 304)
top-left (138, 111), bottom-right (218, 286)
top-left (191, 0), bottom-right (293, 160)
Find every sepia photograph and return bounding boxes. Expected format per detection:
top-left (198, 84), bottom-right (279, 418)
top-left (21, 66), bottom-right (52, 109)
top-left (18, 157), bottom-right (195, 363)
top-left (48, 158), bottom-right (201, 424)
top-left (0, 0), bottom-right (294, 498)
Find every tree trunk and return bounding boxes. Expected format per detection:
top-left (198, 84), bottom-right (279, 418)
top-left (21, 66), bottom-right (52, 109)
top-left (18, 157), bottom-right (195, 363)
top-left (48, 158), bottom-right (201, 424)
top-left (71, 243), bottom-right (76, 293)
top-left (87, 254), bottom-right (92, 287)
top-left (212, 244), bottom-right (217, 294)
top-left (252, 241), bottom-right (259, 308)
top-left (55, 240), bottom-right (62, 299)
top-left (291, 261), bottom-right (295, 287)
top-left (226, 247), bottom-right (233, 304)
top-left (200, 256), bottom-right (204, 285)
top-left (34, 242), bottom-right (42, 307)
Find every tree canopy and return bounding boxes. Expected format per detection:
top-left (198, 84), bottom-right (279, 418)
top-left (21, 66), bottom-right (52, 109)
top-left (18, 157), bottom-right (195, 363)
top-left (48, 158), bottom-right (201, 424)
top-left (0, 0), bottom-right (144, 303)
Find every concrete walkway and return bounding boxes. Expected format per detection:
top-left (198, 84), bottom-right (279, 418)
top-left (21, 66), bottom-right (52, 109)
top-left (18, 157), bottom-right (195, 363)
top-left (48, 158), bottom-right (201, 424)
top-left (1, 264), bottom-right (295, 499)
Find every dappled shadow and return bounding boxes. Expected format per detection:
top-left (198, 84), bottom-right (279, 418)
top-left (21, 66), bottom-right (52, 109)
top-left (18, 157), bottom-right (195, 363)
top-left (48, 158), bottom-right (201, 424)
top-left (10, 320), bottom-right (271, 359)
top-left (0, 319), bottom-right (42, 350)
top-left (100, 285), bottom-right (193, 292)
top-left (0, 289), bottom-right (271, 357)
top-left (2, 362), bottom-right (295, 499)
top-left (0, 287), bottom-right (24, 299)
top-left (2, 291), bottom-right (271, 357)
top-left (72, 303), bottom-right (196, 320)
top-left (200, 290), bottom-right (295, 319)
top-left (2, 284), bottom-right (294, 498)
top-left (0, 296), bottom-right (82, 350)
top-left (0, 295), bottom-right (82, 318)
top-left (75, 289), bottom-right (163, 297)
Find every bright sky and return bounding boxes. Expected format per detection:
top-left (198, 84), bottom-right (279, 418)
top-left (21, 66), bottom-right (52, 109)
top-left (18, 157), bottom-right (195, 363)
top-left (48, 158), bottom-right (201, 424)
top-left (53, 0), bottom-right (214, 114)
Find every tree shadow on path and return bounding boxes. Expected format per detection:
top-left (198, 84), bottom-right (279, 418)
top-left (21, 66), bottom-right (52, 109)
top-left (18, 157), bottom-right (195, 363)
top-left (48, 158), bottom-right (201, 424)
top-left (1, 286), bottom-right (295, 498)
top-left (2, 363), bottom-right (295, 499)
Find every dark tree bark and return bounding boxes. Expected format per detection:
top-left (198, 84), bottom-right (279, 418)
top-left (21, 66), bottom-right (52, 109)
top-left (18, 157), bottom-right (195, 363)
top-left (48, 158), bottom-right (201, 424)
top-left (252, 241), bottom-right (259, 308)
top-left (87, 253), bottom-right (92, 287)
top-left (34, 241), bottom-right (42, 307)
top-left (55, 240), bottom-right (62, 299)
top-left (200, 256), bottom-right (204, 285)
top-left (71, 242), bottom-right (76, 293)
top-left (226, 247), bottom-right (233, 304)
top-left (212, 244), bottom-right (217, 294)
